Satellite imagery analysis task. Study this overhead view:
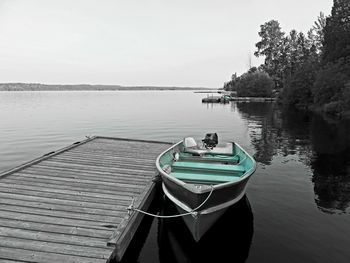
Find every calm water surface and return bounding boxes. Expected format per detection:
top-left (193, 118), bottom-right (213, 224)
top-left (1, 91), bottom-right (350, 262)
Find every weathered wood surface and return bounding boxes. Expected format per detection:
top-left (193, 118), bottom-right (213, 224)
top-left (0, 136), bottom-right (171, 263)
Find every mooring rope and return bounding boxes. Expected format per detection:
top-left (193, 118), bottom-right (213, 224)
top-left (127, 185), bottom-right (214, 218)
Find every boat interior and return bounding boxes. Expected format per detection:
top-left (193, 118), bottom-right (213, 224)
top-left (160, 134), bottom-right (253, 185)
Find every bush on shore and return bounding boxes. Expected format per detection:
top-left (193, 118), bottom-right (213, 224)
top-left (236, 71), bottom-right (274, 97)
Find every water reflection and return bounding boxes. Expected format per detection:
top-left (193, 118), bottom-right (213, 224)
top-left (157, 196), bottom-right (254, 263)
top-left (235, 102), bottom-right (279, 165)
top-left (235, 102), bottom-right (313, 165)
top-left (310, 115), bottom-right (350, 214)
top-left (235, 102), bottom-right (350, 214)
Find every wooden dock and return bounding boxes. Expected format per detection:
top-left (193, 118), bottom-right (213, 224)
top-left (0, 136), bottom-right (171, 263)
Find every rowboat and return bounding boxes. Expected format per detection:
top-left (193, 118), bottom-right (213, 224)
top-left (155, 133), bottom-right (256, 241)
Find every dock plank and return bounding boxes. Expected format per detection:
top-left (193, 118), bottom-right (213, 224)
top-left (21, 166), bottom-right (153, 182)
top-left (0, 218), bottom-right (112, 238)
top-left (0, 136), bottom-right (171, 262)
top-left (4, 173), bottom-right (147, 191)
top-left (49, 155), bottom-right (157, 168)
top-left (0, 192), bottom-right (128, 211)
top-left (0, 237), bottom-right (112, 259)
top-left (0, 191), bottom-right (130, 215)
top-left (0, 247), bottom-right (106, 263)
top-left (0, 182), bottom-right (137, 201)
top-left (0, 185), bottom-right (132, 205)
top-left (0, 226), bottom-right (108, 248)
top-left (0, 210), bottom-right (122, 229)
top-left (0, 203), bottom-right (124, 224)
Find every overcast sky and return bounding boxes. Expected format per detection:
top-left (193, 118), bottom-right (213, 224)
top-left (0, 0), bottom-right (333, 88)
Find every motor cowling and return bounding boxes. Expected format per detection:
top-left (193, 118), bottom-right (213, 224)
top-left (202, 133), bottom-right (218, 149)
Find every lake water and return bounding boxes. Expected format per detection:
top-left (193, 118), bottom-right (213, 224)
top-left (1, 91), bottom-right (350, 262)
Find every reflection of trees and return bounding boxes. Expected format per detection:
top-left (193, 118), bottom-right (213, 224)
top-left (235, 102), bottom-right (350, 213)
top-left (235, 102), bottom-right (278, 165)
top-left (235, 102), bottom-right (313, 165)
top-left (310, 115), bottom-right (350, 214)
top-left (311, 150), bottom-right (350, 214)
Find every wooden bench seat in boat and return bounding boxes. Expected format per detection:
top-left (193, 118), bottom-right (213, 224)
top-left (169, 171), bottom-right (242, 184)
top-left (172, 161), bottom-right (245, 174)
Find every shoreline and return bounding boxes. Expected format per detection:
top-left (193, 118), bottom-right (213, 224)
top-left (231, 97), bottom-right (276, 102)
top-left (0, 89), bottom-right (204, 92)
top-left (0, 83), bottom-right (209, 92)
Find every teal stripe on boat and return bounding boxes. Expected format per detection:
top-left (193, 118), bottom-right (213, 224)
top-left (178, 152), bottom-right (240, 163)
top-left (172, 161), bottom-right (245, 173)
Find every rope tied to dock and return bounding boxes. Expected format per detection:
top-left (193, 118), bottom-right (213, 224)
top-left (127, 185), bottom-right (214, 218)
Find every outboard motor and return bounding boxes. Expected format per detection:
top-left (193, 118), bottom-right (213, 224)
top-left (202, 133), bottom-right (218, 149)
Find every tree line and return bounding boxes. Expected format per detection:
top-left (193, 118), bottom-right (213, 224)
top-left (224, 0), bottom-right (350, 118)
top-left (0, 83), bottom-right (204, 91)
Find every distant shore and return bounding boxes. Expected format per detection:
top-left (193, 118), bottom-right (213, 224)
top-left (0, 83), bottom-right (210, 91)
top-left (194, 90), bottom-right (220, 93)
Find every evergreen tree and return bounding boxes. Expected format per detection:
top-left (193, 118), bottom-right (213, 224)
top-left (307, 12), bottom-right (327, 55)
top-left (323, 0), bottom-right (350, 63)
top-left (312, 0), bottom-right (350, 116)
top-left (254, 20), bottom-right (285, 89)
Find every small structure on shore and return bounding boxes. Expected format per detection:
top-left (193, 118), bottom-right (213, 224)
top-left (202, 94), bottom-right (231, 103)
